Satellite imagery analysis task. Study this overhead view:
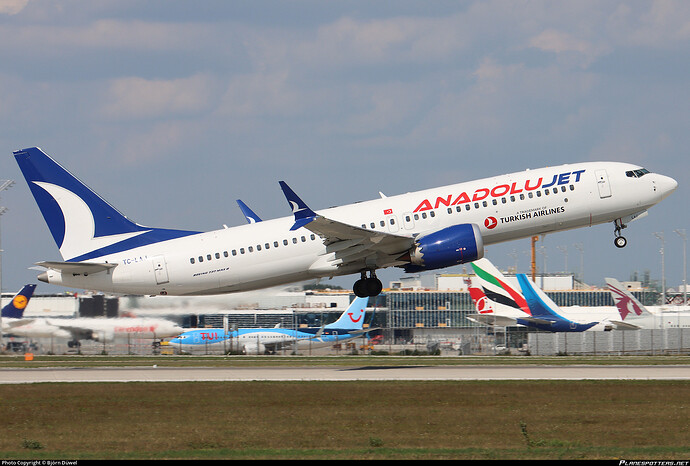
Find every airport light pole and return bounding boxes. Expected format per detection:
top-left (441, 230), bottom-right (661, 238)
top-left (674, 229), bottom-right (687, 307)
top-left (654, 232), bottom-right (666, 309)
top-left (557, 245), bottom-right (568, 274)
top-left (573, 243), bottom-right (584, 285)
top-left (0, 180), bottom-right (15, 353)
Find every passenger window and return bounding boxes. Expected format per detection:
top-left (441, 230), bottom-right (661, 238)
top-left (224, 251), bottom-right (229, 257)
top-left (520, 194), bottom-right (525, 200)
top-left (422, 213), bottom-right (427, 219)
top-left (536, 191), bottom-right (541, 197)
top-left (380, 220), bottom-right (385, 227)
top-left (190, 258), bottom-right (195, 264)
top-left (430, 211), bottom-right (435, 217)
top-left (311, 234), bottom-right (316, 240)
top-left (501, 198), bottom-right (506, 204)
top-left (492, 199), bottom-right (497, 206)
top-left (274, 241), bottom-right (279, 248)
top-left (198, 256), bottom-right (204, 262)
top-left (207, 254), bottom-right (212, 261)
top-left (248, 246), bottom-right (253, 252)
top-left (301, 236), bottom-right (306, 242)
top-left (215, 253), bottom-right (220, 259)
top-left (510, 196), bottom-right (515, 202)
top-left (265, 243), bottom-right (269, 249)
top-left (283, 239), bottom-right (288, 246)
top-left (414, 214), bottom-right (419, 220)
top-left (474, 203), bottom-right (479, 209)
top-left (528, 192), bottom-right (533, 199)
top-left (240, 248), bottom-right (245, 254)
top-left (232, 250), bottom-right (237, 256)
top-left (257, 245), bottom-right (262, 251)
top-left (370, 222), bottom-right (375, 228)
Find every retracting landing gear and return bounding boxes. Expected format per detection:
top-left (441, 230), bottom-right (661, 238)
top-left (353, 270), bottom-right (383, 298)
top-left (614, 218), bottom-right (627, 248)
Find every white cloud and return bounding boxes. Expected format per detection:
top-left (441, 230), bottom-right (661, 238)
top-left (0, 0), bottom-right (29, 15)
top-left (101, 75), bottom-right (215, 120)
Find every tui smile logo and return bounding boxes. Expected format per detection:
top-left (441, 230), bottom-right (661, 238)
top-left (348, 311), bottom-right (363, 323)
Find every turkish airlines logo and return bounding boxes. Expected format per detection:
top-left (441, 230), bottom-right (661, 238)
top-left (484, 217), bottom-right (497, 229)
top-left (475, 296), bottom-right (494, 314)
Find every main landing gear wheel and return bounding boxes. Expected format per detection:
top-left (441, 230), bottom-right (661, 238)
top-left (613, 218), bottom-right (628, 248)
top-left (353, 270), bottom-right (383, 297)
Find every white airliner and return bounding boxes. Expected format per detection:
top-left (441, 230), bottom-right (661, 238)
top-left (606, 278), bottom-right (690, 329)
top-left (13, 147), bottom-right (677, 297)
top-left (1, 283), bottom-right (182, 347)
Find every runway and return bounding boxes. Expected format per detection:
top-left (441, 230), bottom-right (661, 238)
top-left (1, 364), bottom-right (689, 383)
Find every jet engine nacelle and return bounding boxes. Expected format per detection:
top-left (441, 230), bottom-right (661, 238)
top-left (241, 343), bottom-right (266, 355)
top-left (403, 223), bottom-right (484, 273)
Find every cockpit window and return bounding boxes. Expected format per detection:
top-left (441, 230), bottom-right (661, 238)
top-left (625, 168), bottom-right (650, 178)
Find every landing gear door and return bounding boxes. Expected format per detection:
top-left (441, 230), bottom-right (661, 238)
top-left (152, 256), bottom-right (170, 285)
top-left (595, 169), bottom-right (612, 198)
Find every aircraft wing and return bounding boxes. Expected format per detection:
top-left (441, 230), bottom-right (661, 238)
top-left (44, 322), bottom-right (98, 341)
top-left (279, 182), bottom-right (413, 270)
top-left (36, 261), bottom-right (118, 275)
top-left (4, 318), bottom-right (35, 329)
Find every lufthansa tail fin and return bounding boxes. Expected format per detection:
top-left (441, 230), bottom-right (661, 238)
top-left (13, 147), bottom-right (199, 262)
top-left (2, 284), bottom-right (37, 319)
top-left (324, 296), bottom-right (369, 330)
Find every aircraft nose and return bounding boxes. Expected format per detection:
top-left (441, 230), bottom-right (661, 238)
top-left (656, 174), bottom-right (678, 200)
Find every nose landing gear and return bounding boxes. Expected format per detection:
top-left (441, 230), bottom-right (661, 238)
top-left (353, 270), bottom-right (383, 297)
top-left (614, 218), bottom-right (627, 248)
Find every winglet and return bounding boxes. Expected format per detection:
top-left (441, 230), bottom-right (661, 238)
top-left (236, 199), bottom-right (262, 224)
top-left (279, 181), bottom-right (317, 231)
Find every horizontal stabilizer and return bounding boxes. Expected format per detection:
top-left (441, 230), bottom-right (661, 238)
top-left (466, 314), bottom-right (518, 327)
top-left (608, 320), bottom-right (642, 330)
top-left (36, 261), bottom-right (118, 274)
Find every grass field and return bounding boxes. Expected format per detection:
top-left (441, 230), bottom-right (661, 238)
top-left (0, 376), bottom-right (688, 459)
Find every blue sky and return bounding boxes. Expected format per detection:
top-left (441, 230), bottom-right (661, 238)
top-left (0, 0), bottom-right (688, 296)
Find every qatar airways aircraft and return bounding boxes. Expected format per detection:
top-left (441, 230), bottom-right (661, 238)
top-left (13, 147), bottom-right (677, 297)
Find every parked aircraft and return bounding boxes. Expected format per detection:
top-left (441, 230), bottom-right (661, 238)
top-left (468, 258), bottom-right (627, 331)
top-left (169, 296), bottom-right (370, 354)
top-left (1, 284), bottom-right (38, 331)
top-left (606, 278), bottom-right (690, 329)
top-left (14, 147), bottom-right (676, 297)
top-left (3, 286), bottom-right (183, 347)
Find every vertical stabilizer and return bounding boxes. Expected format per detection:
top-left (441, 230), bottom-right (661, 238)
top-left (2, 284), bottom-right (37, 319)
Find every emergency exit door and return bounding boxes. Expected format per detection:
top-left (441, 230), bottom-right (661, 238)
top-left (152, 256), bottom-right (170, 284)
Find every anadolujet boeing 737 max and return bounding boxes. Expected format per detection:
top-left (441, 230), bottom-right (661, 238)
top-left (13, 147), bottom-right (677, 297)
